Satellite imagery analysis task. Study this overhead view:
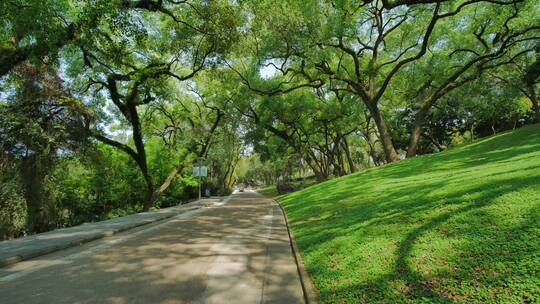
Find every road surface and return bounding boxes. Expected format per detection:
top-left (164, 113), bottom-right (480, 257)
top-left (0, 191), bottom-right (304, 304)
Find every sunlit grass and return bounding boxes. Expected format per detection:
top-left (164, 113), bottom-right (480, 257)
top-left (280, 124), bottom-right (540, 303)
top-left (257, 176), bottom-right (318, 198)
top-left (256, 186), bottom-right (279, 197)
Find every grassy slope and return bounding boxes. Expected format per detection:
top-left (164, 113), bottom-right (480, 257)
top-left (280, 124), bottom-right (540, 304)
top-left (257, 176), bottom-right (318, 198)
top-left (257, 186), bottom-right (279, 197)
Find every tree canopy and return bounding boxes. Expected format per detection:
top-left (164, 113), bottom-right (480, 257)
top-left (1, 0), bottom-right (539, 239)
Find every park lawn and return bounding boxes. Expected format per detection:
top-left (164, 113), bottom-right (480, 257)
top-left (279, 124), bottom-right (540, 304)
top-left (257, 176), bottom-right (318, 198)
top-left (257, 186), bottom-right (279, 197)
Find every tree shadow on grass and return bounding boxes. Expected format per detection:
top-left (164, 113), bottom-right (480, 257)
top-left (281, 123), bottom-right (540, 229)
top-left (282, 125), bottom-right (540, 303)
top-left (286, 171), bottom-right (540, 303)
top-left (285, 161), bottom-right (540, 247)
top-left (326, 192), bottom-right (540, 303)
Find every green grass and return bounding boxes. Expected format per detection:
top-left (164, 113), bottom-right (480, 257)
top-left (279, 124), bottom-right (540, 304)
top-left (257, 186), bottom-right (279, 197)
top-left (257, 176), bottom-right (318, 198)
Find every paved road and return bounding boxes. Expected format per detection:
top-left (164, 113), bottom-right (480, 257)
top-left (0, 191), bottom-right (304, 304)
top-left (0, 201), bottom-right (206, 267)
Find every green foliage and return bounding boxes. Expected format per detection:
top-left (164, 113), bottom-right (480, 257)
top-left (280, 124), bottom-right (540, 303)
top-left (1, 0), bottom-right (539, 253)
top-left (53, 145), bottom-right (143, 223)
top-left (0, 64), bottom-right (89, 234)
top-left (0, 172), bottom-right (27, 239)
top-left (256, 186), bottom-right (278, 198)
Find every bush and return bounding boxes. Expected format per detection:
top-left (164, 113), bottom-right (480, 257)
top-left (0, 177), bottom-right (27, 240)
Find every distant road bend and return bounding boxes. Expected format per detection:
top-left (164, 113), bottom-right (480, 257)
top-left (0, 191), bottom-right (304, 304)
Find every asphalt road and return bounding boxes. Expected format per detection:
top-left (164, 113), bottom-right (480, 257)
top-left (0, 191), bottom-right (304, 304)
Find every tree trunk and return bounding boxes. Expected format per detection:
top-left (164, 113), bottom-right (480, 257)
top-left (304, 152), bottom-right (328, 182)
top-left (336, 149), bottom-right (346, 176)
top-left (306, 157), bottom-right (327, 182)
top-left (21, 155), bottom-right (47, 233)
top-left (342, 137), bottom-right (356, 173)
top-left (126, 102), bottom-right (156, 211)
top-left (426, 132), bottom-right (445, 151)
top-left (314, 171), bottom-right (328, 182)
top-left (331, 136), bottom-right (346, 176)
top-left (528, 84), bottom-right (540, 123)
top-left (366, 133), bottom-right (380, 167)
top-left (149, 163), bottom-right (185, 205)
top-left (223, 156), bottom-right (239, 191)
top-left (406, 114), bottom-right (426, 158)
top-left (368, 103), bottom-right (398, 163)
top-left (142, 169), bottom-right (155, 211)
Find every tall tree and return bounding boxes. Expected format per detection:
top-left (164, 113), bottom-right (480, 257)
top-left (0, 64), bottom-right (88, 232)
top-left (403, 2), bottom-right (540, 156)
top-left (73, 1), bottom-right (239, 210)
top-left (231, 0), bottom-right (537, 162)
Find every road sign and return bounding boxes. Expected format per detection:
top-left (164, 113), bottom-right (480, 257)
top-left (192, 166), bottom-right (208, 177)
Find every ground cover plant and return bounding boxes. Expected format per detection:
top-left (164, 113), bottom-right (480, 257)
top-left (257, 186), bottom-right (279, 198)
top-left (280, 124), bottom-right (540, 303)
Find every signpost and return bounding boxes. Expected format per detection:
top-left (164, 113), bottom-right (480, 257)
top-left (192, 157), bottom-right (207, 201)
top-left (192, 166), bottom-right (207, 177)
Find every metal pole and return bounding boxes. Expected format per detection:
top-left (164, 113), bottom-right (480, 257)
top-left (198, 157), bottom-right (202, 201)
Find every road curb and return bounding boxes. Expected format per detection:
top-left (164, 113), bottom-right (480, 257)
top-left (273, 199), bottom-right (319, 304)
top-left (0, 204), bottom-right (203, 268)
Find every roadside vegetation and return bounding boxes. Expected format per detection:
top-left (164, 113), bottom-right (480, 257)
top-left (257, 186), bottom-right (279, 198)
top-left (279, 124), bottom-right (540, 303)
top-left (1, 1), bottom-right (539, 280)
top-left (256, 176), bottom-right (318, 197)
